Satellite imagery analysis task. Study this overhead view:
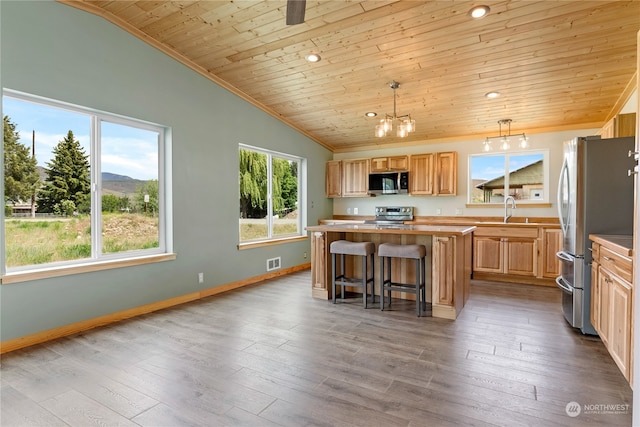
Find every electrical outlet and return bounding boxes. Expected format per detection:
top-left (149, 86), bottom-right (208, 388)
top-left (198, 272), bottom-right (204, 284)
top-left (455, 208), bottom-right (463, 215)
top-left (347, 208), bottom-right (352, 214)
top-left (436, 208), bottom-right (442, 215)
top-left (304, 252), bottom-right (307, 259)
top-left (353, 207), bottom-right (358, 214)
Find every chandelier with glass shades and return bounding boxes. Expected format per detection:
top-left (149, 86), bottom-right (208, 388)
top-left (482, 119), bottom-right (529, 151)
top-left (374, 81), bottom-right (416, 138)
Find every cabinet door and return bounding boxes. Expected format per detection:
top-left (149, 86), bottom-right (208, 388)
top-left (433, 236), bottom-right (454, 305)
top-left (342, 159), bottom-right (369, 197)
top-left (598, 266), bottom-right (612, 347)
top-left (473, 237), bottom-right (503, 273)
top-left (591, 261), bottom-right (600, 333)
top-left (370, 157), bottom-right (388, 172)
top-left (610, 274), bottom-right (632, 381)
top-left (541, 228), bottom-right (562, 278)
top-left (370, 155), bottom-right (409, 172)
top-left (504, 238), bottom-right (537, 276)
top-left (325, 160), bottom-right (342, 198)
top-left (409, 153), bottom-right (434, 195)
top-left (388, 155), bottom-right (409, 171)
top-left (435, 152), bottom-right (457, 195)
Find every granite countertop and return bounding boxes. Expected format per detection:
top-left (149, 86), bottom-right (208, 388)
top-left (307, 223), bottom-right (476, 236)
top-left (590, 234), bottom-right (633, 257)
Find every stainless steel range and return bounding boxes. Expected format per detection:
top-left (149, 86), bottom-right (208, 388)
top-left (365, 206), bottom-right (414, 224)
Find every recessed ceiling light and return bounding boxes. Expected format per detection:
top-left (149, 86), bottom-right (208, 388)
top-left (365, 112), bottom-right (377, 117)
top-left (469, 5), bottom-right (490, 19)
top-left (304, 53), bottom-right (321, 63)
top-left (485, 91), bottom-right (501, 99)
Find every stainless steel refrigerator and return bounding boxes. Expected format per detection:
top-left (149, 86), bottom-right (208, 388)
top-left (556, 135), bottom-right (635, 335)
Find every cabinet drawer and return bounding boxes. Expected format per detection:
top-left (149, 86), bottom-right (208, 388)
top-left (599, 246), bottom-right (632, 283)
top-left (592, 243), bottom-right (600, 263)
top-left (474, 227), bottom-right (538, 239)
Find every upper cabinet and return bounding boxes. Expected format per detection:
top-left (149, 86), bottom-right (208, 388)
top-left (601, 113), bottom-right (636, 138)
top-left (325, 159), bottom-right (369, 198)
top-left (434, 151), bottom-right (458, 196)
top-left (409, 153), bottom-right (435, 195)
top-left (410, 151), bottom-right (457, 196)
top-left (325, 151), bottom-right (457, 198)
top-left (325, 160), bottom-right (342, 198)
top-left (341, 158), bottom-right (369, 197)
top-left (370, 155), bottom-right (409, 172)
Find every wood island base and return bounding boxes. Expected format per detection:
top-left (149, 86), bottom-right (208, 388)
top-left (306, 223), bottom-right (476, 320)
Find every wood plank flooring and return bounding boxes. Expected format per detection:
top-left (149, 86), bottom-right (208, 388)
top-left (1, 270), bottom-right (633, 426)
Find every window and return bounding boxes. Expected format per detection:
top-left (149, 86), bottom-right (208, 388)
top-left (239, 145), bottom-right (302, 243)
top-left (2, 89), bottom-right (170, 273)
top-left (469, 150), bottom-right (549, 204)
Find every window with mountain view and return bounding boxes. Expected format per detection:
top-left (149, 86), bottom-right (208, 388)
top-left (469, 151), bottom-right (549, 204)
top-left (2, 90), bottom-right (168, 272)
top-left (239, 145), bottom-right (302, 244)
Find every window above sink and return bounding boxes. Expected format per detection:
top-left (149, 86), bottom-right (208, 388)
top-left (468, 150), bottom-right (549, 205)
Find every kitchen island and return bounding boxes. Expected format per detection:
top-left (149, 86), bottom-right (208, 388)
top-left (306, 223), bottom-right (476, 319)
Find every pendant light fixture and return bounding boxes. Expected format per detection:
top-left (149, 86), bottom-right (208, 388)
top-left (374, 81), bottom-right (416, 138)
top-left (482, 119), bottom-right (528, 152)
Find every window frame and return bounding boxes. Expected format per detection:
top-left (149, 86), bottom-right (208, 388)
top-left (467, 149), bottom-right (550, 205)
top-left (1, 89), bottom-right (173, 279)
top-left (238, 144), bottom-right (305, 247)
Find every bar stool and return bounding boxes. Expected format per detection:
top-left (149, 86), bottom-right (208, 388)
top-left (378, 242), bottom-right (429, 316)
top-left (330, 240), bottom-right (376, 308)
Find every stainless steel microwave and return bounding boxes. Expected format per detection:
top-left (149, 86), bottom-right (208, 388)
top-left (368, 171), bottom-right (409, 195)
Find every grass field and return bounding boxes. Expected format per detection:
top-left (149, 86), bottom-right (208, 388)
top-left (239, 220), bottom-right (298, 242)
top-left (5, 215), bottom-right (299, 267)
top-left (4, 213), bottom-right (159, 268)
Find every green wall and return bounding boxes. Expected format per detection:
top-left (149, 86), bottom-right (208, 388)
top-left (0, 1), bottom-right (333, 341)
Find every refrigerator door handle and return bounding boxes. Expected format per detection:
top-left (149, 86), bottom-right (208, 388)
top-left (556, 250), bottom-right (577, 262)
top-left (556, 276), bottom-right (573, 294)
top-left (557, 157), bottom-right (570, 236)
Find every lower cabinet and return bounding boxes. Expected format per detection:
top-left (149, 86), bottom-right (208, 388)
top-left (591, 240), bottom-right (633, 384)
top-left (472, 225), bottom-right (560, 285)
top-left (540, 228), bottom-right (562, 278)
top-left (473, 227), bottom-right (538, 278)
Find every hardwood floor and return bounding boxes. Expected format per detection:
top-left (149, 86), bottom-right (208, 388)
top-left (1, 270), bottom-right (632, 426)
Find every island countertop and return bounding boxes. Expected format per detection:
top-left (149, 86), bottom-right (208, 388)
top-left (306, 223), bottom-right (476, 236)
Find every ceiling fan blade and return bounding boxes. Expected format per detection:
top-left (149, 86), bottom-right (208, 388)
top-left (286, 0), bottom-right (306, 25)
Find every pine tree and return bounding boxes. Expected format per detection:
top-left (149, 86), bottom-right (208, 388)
top-left (3, 116), bottom-right (41, 213)
top-left (37, 130), bottom-right (91, 214)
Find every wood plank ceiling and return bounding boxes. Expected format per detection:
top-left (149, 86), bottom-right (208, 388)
top-left (59, 1), bottom-right (639, 152)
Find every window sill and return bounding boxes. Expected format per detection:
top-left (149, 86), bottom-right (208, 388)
top-left (1, 253), bottom-right (177, 284)
top-left (238, 235), bottom-right (308, 250)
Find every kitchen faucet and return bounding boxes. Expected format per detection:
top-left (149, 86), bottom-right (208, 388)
top-left (504, 196), bottom-right (516, 223)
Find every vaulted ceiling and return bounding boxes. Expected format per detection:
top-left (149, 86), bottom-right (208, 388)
top-left (59, 1), bottom-right (639, 152)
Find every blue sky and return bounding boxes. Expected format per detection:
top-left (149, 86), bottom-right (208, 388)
top-left (471, 153), bottom-right (543, 181)
top-left (4, 96), bottom-right (158, 181)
